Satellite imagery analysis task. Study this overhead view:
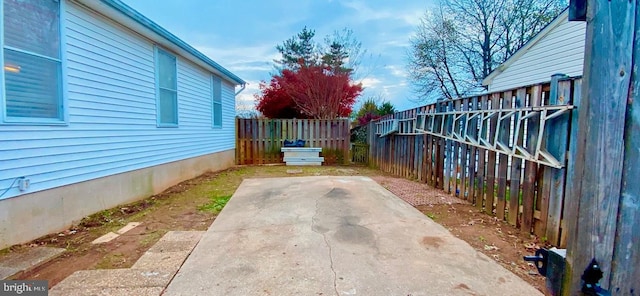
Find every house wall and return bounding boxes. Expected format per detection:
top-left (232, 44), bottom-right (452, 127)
top-left (0, 150), bottom-right (234, 249)
top-left (487, 15), bottom-right (586, 92)
top-left (0, 1), bottom-right (237, 247)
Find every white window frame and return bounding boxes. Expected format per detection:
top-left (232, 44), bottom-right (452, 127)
top-left (154, 46), bottom-right (178, 127)
top-left (0, 0), bottom-right (67, 125)
top-left (212, 75), bottom-right (222, 128)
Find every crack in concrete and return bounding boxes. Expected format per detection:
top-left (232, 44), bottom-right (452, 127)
top-left (311, 188), bottom-right (340, 296)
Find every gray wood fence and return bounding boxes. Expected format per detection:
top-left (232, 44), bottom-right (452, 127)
top-left (368, 77), bottom-right (579, 248)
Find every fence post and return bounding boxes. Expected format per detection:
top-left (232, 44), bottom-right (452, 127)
top-left (612, 57), bottom-right (640, 294)
top-left (235, 117), bottom-right (240, 164)
top-left (563, 1), bottom-right (638, 294)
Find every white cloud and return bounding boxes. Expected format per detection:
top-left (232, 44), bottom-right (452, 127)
top-left (384, 65), bottom-right (409, 78)
top-left (195, 44), bottom-right (279, 75)
top-left (358, 77), bottom-right (382, 88)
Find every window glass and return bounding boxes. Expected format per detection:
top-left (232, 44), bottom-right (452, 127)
top-left (212, 76), bottom-right (222, 127)
top-left (3, 0), bottom-right (62, 121)
top-left (3, 0), bottom-right (60, 58)
top-left (4, 49), bottom-right (61, 118)
top-left (159, 88), bottom-right (177, 124)
top-left (156, 48), bottom-right (177, 125)
top-left (158, 51), bottom-right (176, 90)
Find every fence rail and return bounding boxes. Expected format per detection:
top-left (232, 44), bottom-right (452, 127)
top-left (236, 118), bottom-right (351, 165)
top-left (369, 76), bottom-right (580, 247)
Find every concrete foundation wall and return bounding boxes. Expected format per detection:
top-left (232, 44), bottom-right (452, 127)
top-left (0, 149), bottom-right (234, 249)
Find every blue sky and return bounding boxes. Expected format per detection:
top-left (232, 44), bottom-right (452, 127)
top-left (125, 0), bottom-right (435, 113)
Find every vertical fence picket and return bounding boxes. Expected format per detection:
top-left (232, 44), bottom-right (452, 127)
top-left (484, 94), bottom-right (500, 215)
top-left (560, 79), bottom-right (581, 248)
top-left (535, 89), bottom-right (552, 237)
top-left (496, 91), bottom-right (512, 220)
top-left (452, 99), bottom-right (461, 196)
top-left (443, 101), bottom-right (452, 193)
top-left (459, 98), bottom-right (469, 200)
top-left (509, 88), bottom-right (527, 226)
top-left (544, 76), bottom-right (572, 246)
top-left (467, 97), bottom-right (478, 204)
top-left (476, 95), bottom-right (489, 211)
top-left (523, 86), bottom-right (542, 233)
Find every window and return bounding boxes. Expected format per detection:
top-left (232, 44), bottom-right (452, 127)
top-left (2, 0), bottom-right (63, 123)
top-left (212, 75), bottom-right (222, 127)
top-left (155, 47), bottom-right (177, 126)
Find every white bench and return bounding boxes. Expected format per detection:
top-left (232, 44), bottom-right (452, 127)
top-left (281, 147), bottom-right (324, 166)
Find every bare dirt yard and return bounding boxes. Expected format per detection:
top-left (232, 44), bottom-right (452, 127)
top-left (1, 165), bottom-right (545, 292)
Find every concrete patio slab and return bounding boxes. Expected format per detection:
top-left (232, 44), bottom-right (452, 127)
top-left (165, 176), bottom-right (543, 296)
top-left (51, 269), bottom-right (173, 289)
top-left (131, 251), bottom-right (191, 272)
top-left (157, 231), bottom-right (203, 243)
top-left (0, 247), bottom-right (65, 279)
top-left (49, 231), bottom-right (204, 296)
top-left (133, 231), bottom-right (203, 271)
top-left (50, 286), bottom-right (164, 296)
top-left (0, 267), bottom-right (20, 280)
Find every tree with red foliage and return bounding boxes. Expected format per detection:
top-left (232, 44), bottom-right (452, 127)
top-left (256, 27), bottom-right (365, 119)
top-left (255, 78), bottom-right (308, 119)
top-left (256, 63), bottom-right (362, 119)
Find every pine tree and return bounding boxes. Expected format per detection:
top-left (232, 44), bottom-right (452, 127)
top-left (275, 26), bottom-right (317, 70)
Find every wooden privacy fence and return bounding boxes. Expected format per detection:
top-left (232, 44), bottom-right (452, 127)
top-left (369, 76), bottom-right (580, 247)
top-left (236, 118), bottom-right (351, 165)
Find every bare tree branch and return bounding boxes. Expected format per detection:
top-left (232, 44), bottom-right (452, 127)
top-left (408, 0), bottom-right (566, 103)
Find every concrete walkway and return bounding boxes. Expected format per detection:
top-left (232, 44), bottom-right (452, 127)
top-left (165, 176), bottom-right (542, 296)
top-left (50, 231), bottom-right (203, 296)
top-left (0, 247), bottom-right (64, 279)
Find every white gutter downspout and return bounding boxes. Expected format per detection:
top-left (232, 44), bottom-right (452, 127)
top-left (235, 83), bottom-right (246, 96)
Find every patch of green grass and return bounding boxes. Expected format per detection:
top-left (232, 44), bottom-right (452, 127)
top-left (426, 213), bottom-right (437, 220)
top-left (198, 194), bottom-right (232, 214)
top-left (141, 230), bottom-right (165, 247)
top-left (95, 253), bottom-right (125, 269)
top-left (478, 235), bottom-right (487, 242)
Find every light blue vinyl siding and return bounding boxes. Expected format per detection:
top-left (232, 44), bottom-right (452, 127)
top-left (0, 1), bottom-right (237, 200)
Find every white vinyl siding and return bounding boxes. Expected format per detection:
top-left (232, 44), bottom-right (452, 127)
top-left (487, 15), bottom-right (586, 92)
top-left (212, 75), bottom-right (222, 127)
top-left (1, 0), bottom-right (64, 123)
top-left (0, 0), bottom-right (237, 200)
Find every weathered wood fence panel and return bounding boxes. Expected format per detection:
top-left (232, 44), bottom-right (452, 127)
top-left (236, 118), bottom-right (350, 165)
top-left (368, 79), bottom-right (579, 246)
